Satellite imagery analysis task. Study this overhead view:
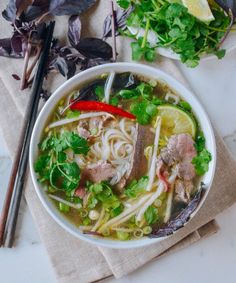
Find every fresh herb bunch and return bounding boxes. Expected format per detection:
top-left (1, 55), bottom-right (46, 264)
top-left (111, 81), bottom-right (164, 125)
top-left (192, 132), bottom-right (212, 175)
top-left (124, 176), bottom-right (149, 198)
top-left (34, 131), bottom-right (89, 192)
top-left (87, 182), bottom-right (123, 217)
top-left (0, 0), bottom-right (113, 93)
top-left (117, 0), bottom-right (230, 67)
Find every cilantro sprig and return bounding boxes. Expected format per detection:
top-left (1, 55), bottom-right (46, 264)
top-left (87, 181), bottom-right (123, 217)
top-left (34, 131), bottom-right (90, 192)
top-left (192, 132), bottom-right (212, 176)
top-left (144, 205), bottom-right (159, 225)
top-left (114, 82), bottom-right (164, 125)
top-left (124, 176), bottom-right (149, 198)
top-left (117, 1), bottom-right (230, 67)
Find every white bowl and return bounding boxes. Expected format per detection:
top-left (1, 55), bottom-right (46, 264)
top-left (29, 63), bottom-right (216, 249)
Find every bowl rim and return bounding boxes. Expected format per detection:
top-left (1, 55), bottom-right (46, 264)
top-left (29, 62), bottom-right (216, 249)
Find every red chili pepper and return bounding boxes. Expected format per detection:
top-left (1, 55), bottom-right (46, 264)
top-left (70, 101), bottom-right (136, 120)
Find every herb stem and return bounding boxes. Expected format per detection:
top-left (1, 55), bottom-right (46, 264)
top-left (57, 164), bottom-right (78, 184)
top-left (217, 9), bottom-right (234, 49)
top-left (141, 19), bottom-right (150, 49)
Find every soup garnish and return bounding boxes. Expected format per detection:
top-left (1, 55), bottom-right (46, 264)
top-left (34, 72), bottom-right (212, 240)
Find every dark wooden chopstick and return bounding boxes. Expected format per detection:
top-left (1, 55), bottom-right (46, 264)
top-left (0, 21), bottom-right (55, 248)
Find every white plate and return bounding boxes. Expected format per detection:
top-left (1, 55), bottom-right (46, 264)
top-left (128, 26), bottom-right (236, 61)
top-left (29, 63), bottom-right (216, 249)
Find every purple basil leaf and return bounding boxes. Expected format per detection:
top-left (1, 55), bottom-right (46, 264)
top-left (51, 56), bottom-right (68, 77)
top-left (66, 59), bottom-right (76, 79)
top-left (149, 185), bottom-right (205, 238)
top-left (20, 0), bottom-right (50, 22)
top-left (77, 38), bottom-right (113, 59)
top-left (2, 0), bottom-right (25, 22)
top-left (49, 0), bottom-right (97, 16)
top-left (12, 73), bottom-right (21, 80)
top-left (11, 33), bottom-right (24, 54)
top-left (68, 15), bottom-right (81, 48)
top-left (214, 0), bottom-right (236, 16)
top-left (40, 88), bottom-right (51, 101)
top-left (80, 57), bottom-right (110, 70)
top-left (0, 37), bottom-right (24, 58)
top-left (103, 6), bottom-right (133, 38)
top-left (214, 0), bottom-right (236, 47)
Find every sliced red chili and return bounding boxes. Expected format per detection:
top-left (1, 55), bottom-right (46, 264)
top-left (70, 101), bottom-right (136, 120)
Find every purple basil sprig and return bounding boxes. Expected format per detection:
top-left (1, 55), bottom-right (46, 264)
top-left (0, 0), bottom-right (115, 95)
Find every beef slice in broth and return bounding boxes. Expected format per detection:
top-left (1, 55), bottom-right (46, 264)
top-left (127, 124), bottom-right (155, 182)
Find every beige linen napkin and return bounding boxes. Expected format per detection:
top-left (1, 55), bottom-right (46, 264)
top-left (1, 0), bottom-right (236, 282)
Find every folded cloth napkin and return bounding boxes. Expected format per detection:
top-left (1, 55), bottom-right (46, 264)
top-left (1, 0), bottom-right (236, 282)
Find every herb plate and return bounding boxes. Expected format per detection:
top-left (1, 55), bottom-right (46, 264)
top-left (128, 26), bottom-right (236, 61)
top-left (29, 63), bottom-right (216, 249)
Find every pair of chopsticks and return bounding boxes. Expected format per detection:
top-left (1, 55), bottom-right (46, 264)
top-left (0, 21), bottom-right (55, 248)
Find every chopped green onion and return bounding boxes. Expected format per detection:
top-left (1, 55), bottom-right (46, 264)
top-left (102, 228), bottom-right (110, 237)
top-left (116, 231), bottom-right (129, 241)
top-left (154, 199), bottom-right (162, 207)
top-left (80, 209), bottom-right (88, 218)
top-left (133, 228), bottom-right (143, 239)
top-left (143, 226), bottom-right (152, 235)
top-left (59, 202), bottom-right (70, 213)
top-left (47, 186), bottom-right (56, 193)
top-left (82, 217), bottom-right (91, 226)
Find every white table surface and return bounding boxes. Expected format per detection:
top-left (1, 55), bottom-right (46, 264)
top-left (1, 50), bottom-right (236, 283)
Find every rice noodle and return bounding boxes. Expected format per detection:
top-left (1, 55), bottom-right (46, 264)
top-left (48, 194), bottom-right (82, 209)
top-left (48, 112), bottom-right (114, 129)
top-left (163, 168), bottom-right (178, 223)
top-left (98, 194), bottom-right (152, 233)
top-left (119, 118), bottom-right (133, 141)
top-left (146, 117), bottom-right (162, 191)
top-left (136, 169), bottom-right (178, 222)
top-left (104, 72), bottom-right (115, 103)
top-left (136, 183), bottom-right (164, 222)
top-left (91, 207), bottom-right (105, 232)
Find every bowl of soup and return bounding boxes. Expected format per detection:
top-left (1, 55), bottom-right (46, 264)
top-left (29, 63), bottom-right (216, 249)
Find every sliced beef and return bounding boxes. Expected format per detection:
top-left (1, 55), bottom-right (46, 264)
top-left (114, 177), bottom-right (127, 194)
top-left (74, 186), bottom-right (86, 199)
top-left (177, 160), bottom-right (196, 181)
top-left (126, 124), bottom-right (154, 182)
top-left (159, 133), bottom-right (197, 180)
top-left (174, 179), bottom-right (194, 203)
top-left (157, 133), bottom-right (197, 202)
top-left (77, 115), bottom-right (113, 140)
top-left (81, 160), bottom-right (116, 183)
top-left (77, 127), bottom-right (90, 140)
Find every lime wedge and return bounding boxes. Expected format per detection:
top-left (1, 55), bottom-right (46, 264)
top-left (182, 0), bottom-right (215, 22)
top-left (157, 105), bottom-right (196, 138)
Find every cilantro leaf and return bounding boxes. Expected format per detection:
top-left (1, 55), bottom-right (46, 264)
top-left (95, 85), bottom-right (105, 101)
top-left (125, 176), bottom-right (149, 198)
top-left (119, 1), bottom-right (230, 67)
top-left (192, 149), bottom-right (212, 176)
top-left (130, 101), bottom-right (157, 125)
top-left (144, 206), bottom-right (159, 225)
top-left (62, 132), bottom-right (90, 155)
top-left (117, 0), bottom-right (131, 9)
top-left (87, 181), bottom-right (121, 211)
top-left (195, 132), bottom-right (206, 153)
top-left (65, 110), bottom-right (80, 118)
